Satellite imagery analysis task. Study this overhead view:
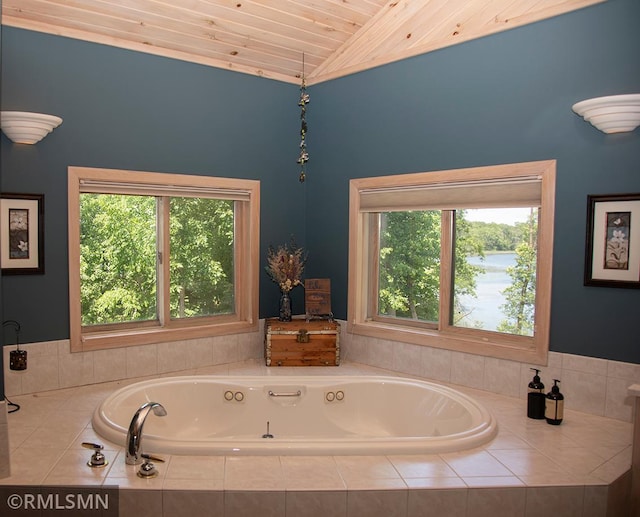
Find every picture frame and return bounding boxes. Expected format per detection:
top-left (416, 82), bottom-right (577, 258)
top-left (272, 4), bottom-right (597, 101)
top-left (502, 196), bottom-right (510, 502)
top-left (1, 193), bottom-right (45, 275)
top-left (584, 193), bottom-right (640, 288)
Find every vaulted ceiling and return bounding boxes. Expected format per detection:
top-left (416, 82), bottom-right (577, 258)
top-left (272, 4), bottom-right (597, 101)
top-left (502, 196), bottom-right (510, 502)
top-left (3, 0), bottom-right (603, 85)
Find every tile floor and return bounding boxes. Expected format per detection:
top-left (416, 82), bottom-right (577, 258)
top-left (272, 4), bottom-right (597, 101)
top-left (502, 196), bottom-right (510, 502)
top-left (0, 360), bottom-right (633, 517)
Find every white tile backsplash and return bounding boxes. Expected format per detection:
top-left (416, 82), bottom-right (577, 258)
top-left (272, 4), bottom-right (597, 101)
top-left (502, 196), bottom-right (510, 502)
top-left (562, 354), bottom-right (608, 376)
top-left (93, 347), bottom-right (127, 383)
top-left (3, 321), bottom-right (639, 424)
top-left (420, 346), bottom-right (452, 383)
top-left (125, 344), bottom-right (158, 378)
top-left (3, 329), bottom-right (263, 398)
top-left (450, 351), bottom-right (485, 389)
top-left (483, 357), bottom-right (521, 398)
top-left (340, 323), bottom-right (640, 423)
top-left (392, 341), bottom-right (422, 376)
top-left (58, 340), bottom-right (94, 388)
top-left (157, 340), bottom-right (188, 374)
top-left (560, 369), bottom-right (607, 415)
top-left (184, 337), bottom-right (214, 369)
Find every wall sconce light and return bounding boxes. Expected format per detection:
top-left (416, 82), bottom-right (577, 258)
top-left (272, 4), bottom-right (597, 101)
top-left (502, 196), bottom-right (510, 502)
top-left (572, 94), bottom-right (640, 134)
top-left (1, 111), bottom-right (63, 144)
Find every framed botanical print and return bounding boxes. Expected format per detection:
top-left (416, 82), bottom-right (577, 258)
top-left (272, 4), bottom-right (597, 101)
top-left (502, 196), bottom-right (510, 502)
top-left (584, 193), bottom-right (640, 288)
top-left (1, 193), bottom-right (45, 274)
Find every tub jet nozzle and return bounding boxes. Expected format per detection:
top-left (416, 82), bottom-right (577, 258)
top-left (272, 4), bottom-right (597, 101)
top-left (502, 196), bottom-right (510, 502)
top-left (262, 421), bottom-right (274, 439)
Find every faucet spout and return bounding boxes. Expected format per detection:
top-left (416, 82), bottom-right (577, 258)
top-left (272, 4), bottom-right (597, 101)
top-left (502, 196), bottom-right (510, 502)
top-left (125, 402), bottom-right (167, 465)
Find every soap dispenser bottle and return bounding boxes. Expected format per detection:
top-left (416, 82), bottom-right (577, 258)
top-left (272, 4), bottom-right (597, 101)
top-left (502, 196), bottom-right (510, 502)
top-left (545, 379), bottom-right (564, 425)
top-left (527, 368), bottom-right (545, 419)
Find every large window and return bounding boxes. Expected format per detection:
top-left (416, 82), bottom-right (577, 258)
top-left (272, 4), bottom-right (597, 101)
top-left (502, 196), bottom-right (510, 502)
top-left (68, 167), bottom-right (260, 352)
top-left (348, 161), bottom-right (555, 364)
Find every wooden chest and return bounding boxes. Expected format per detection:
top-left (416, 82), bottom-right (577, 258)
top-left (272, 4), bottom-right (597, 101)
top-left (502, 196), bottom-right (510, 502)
top-left (264, 318), bottom-right (340, 366)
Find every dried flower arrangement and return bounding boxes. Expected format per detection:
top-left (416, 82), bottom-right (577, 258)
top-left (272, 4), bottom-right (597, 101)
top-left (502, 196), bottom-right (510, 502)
top-left (265, 240), bottom-right (307, 293)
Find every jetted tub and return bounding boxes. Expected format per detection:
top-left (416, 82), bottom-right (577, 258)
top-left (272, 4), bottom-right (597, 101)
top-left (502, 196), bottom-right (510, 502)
top-left (92, 375), bottom-right (497, 455)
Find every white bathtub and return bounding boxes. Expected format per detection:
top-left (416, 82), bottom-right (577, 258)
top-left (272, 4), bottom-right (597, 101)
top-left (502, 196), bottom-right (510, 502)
top-left (92, 375), bottom-right (497, 455)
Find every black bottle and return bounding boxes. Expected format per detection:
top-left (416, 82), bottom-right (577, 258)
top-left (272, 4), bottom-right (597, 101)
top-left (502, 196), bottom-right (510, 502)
top-left (527, 368), bottom-right (545, 419)
top-left (545, 379), bottom-right (564, 425)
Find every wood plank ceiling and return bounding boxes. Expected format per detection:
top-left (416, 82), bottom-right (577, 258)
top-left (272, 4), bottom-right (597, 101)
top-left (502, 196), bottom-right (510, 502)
top-left (2, 0), bottom-right (604, 85)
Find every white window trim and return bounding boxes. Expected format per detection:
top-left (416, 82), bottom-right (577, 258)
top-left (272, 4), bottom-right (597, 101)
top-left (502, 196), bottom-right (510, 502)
top-left (348, 160), bottom-right (556, 365)
top-left (68, 166), bottom-right (260, 352)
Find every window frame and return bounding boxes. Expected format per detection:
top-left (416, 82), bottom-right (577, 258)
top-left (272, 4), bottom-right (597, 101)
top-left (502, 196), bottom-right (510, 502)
top-left (68, 166), bottom-right (260, 352)
top-left (348, 160), bottom-right (556, 365)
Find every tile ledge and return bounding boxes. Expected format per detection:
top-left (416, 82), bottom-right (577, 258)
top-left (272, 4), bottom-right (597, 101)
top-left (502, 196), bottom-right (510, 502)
top-left (627, 383), bottom-right (640, 397)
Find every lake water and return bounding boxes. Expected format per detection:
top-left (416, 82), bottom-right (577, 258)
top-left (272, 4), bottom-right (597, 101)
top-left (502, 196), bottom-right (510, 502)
top-left (456, 252), bottom-right (517, 331)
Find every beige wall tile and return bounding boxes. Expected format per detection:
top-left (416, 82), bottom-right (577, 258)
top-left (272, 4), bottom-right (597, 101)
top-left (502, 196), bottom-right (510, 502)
top-left (58, 344), bottom-right (94, 388)
top-left (466, 487), bottom-right (526, 517)
top-left (118, 489), bottom-right (163, 517)
top-left (483, 357), bottom-right (520, 397)
top-left (162, 489), bottom-right (223, 517)
top-left (392, 342), bottom-right (422, 377)
top-left (212, 334), bottom-right (241, 364)
top-left (607, 359), bottom-right (640, 382)
top-left (21, 354), bottom-right (59, 393)
top-left (450, 352), bottom-right (484, 390)
top-left (224, 491), bottom-right (285, 517)
top-left (93, 347), bottom-right (127, 384)
top-left (408, 488), bottom-right (467, 517)
top-left (347, 490), bottom-right (408, 517)
top-left (583, 485), bottom-right (608, 517)
top-left (157, 341), bottom-right (188, 374)
top-left (125, 344), bottom-right (158, 378)
top-left (286, 491), bottom-right (347, 517)
top-left (561, 369), bottom-right (607, 416)
top-left (420, 346), bottom-right (452, 383)
top-left (563, 354), bottom-right (607, 375)
top-left (184, 338), bottom-right (214, 369)
top-left (524, 486), bottom-right (584, 517)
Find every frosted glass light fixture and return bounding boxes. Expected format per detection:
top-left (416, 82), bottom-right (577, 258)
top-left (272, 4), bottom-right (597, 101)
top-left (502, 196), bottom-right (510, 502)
top-left (572, 94), bottom-right (640, 134)
top-left (1, 111), bottom-right (63, 144)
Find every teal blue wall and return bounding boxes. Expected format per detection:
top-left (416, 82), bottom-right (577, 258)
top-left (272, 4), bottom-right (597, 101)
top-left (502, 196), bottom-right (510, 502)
top-left (306, 0), bottom-right (640, 363)
top-left (1, 0), bottom-right (639, 405)
top-left (0, 27), bottom-right (307, 359)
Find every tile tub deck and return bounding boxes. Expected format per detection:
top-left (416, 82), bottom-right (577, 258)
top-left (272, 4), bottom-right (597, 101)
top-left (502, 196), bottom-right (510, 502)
top-left (0, 360), bottom-right (633, 517)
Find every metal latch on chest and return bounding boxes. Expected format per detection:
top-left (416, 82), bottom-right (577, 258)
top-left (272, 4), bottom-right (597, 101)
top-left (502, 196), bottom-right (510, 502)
top-left (296, 329), bottom-right (310, 343)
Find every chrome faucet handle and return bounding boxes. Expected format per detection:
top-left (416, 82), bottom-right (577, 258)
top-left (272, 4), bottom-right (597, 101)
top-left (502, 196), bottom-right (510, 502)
top-left (81, 442), bottom-right (103, 450)
top-left (140, 453), bottom-right (165, 463)
top-left (137, 453), bottom-right (164, 478)
top-left (81, 442), bottom-right (108, 468)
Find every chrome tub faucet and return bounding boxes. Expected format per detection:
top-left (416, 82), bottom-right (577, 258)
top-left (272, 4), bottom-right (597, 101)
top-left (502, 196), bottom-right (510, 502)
top-left (125, 402), bottom-right (167, 465)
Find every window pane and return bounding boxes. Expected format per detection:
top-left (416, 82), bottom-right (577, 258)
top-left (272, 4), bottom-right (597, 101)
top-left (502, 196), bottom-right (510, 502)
top-left (79, 194), bottom-right (157, 325)
top-left (169, 197), bottom-right (235, 319)
top-left (377, 211), bottom-right (441, 322)
top-left (453, 208), bottom-right (538, 336)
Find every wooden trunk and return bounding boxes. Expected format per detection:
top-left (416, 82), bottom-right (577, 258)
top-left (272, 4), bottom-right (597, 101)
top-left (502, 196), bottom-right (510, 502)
top-left (264, 318), bottom-right (340, 366)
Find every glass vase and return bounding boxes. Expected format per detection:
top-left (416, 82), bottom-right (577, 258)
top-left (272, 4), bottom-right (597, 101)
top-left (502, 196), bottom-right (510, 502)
top-left (279, 291), bottom-right (292, 322)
